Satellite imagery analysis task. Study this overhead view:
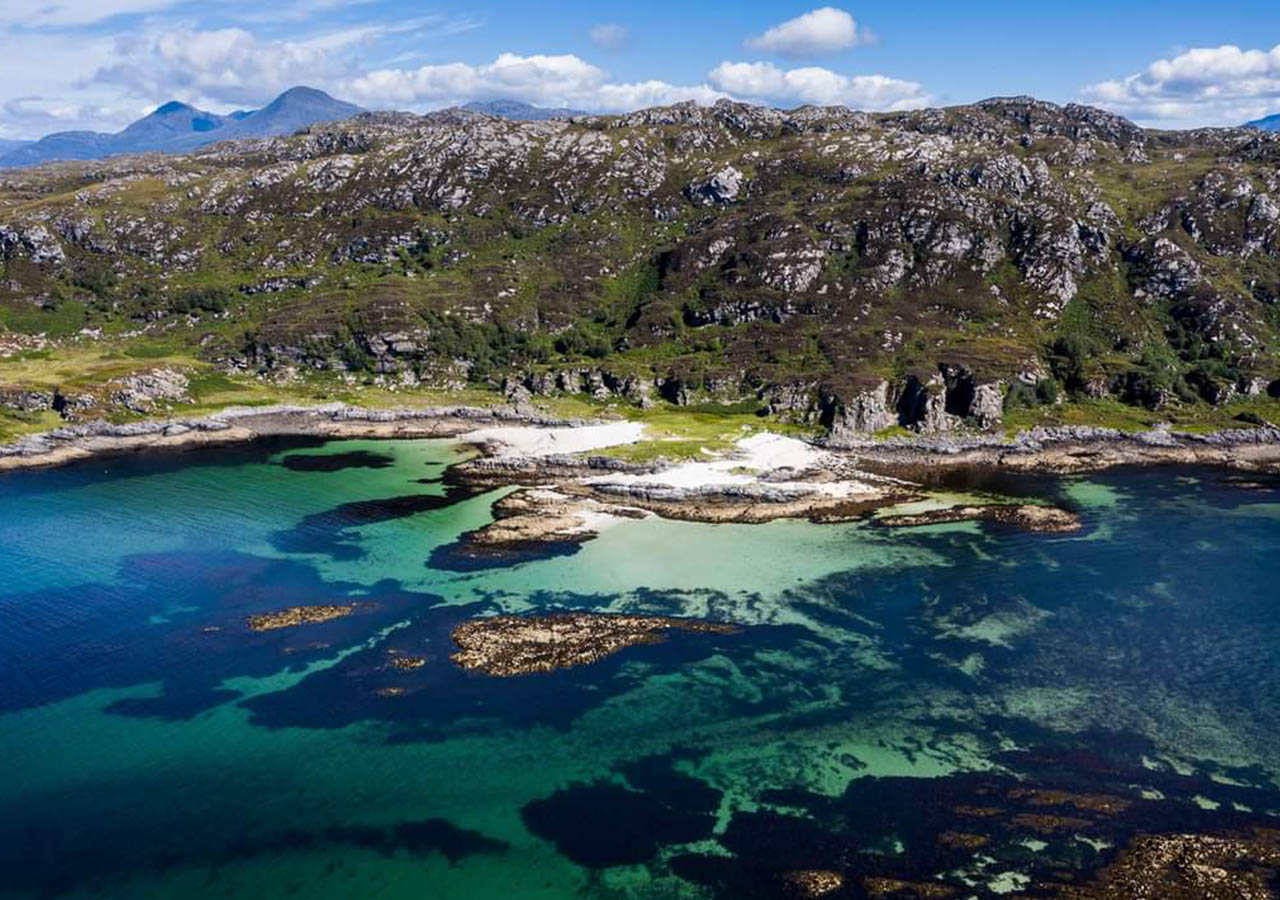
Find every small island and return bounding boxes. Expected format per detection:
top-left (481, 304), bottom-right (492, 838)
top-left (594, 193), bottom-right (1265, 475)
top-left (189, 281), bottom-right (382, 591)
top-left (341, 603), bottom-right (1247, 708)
top-left (450, 613), bottom-right (737, 677)
top-left (245, 604), bottom-right (359, 632)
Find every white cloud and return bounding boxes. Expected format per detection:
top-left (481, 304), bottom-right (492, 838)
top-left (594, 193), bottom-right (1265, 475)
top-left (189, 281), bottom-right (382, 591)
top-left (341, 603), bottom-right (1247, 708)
top-left (347, 53), bottom-right (727, 111)
top-left (595, 81), bottom-right (726, 109)
top-left (347, 53), bottom-right (612, 107)
top-left (344, 52), bottom-right (927, 114)
top-left (89, 25), bottom-right (369, 107)
top-left (6, 0), bottom-right (179, 27)
top-left (4, 97), bottom-right (91, 122)
top-left (744, 7), bottom-right (870, 58)
top-left (1082, 43), bottom-right (1280, 127)
top-left (709, 60), bottom-right (927, 110)
top-left (589, 23), bottom-right (630, 51)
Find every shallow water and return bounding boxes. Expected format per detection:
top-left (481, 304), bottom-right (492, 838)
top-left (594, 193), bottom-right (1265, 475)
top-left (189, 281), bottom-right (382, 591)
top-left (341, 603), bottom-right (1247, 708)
top-left (1, 438), bottom-right (1279, 898)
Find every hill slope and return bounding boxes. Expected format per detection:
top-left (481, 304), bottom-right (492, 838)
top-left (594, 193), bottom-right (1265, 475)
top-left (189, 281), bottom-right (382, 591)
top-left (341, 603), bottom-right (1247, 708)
top-left (462, 99), bottom-right (589, 120)
top-left (2, 96), bottom-right (1279, 434)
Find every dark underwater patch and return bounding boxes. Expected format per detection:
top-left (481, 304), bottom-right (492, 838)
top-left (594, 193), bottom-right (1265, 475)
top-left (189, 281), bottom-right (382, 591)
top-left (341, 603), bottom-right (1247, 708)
top-left (0, 777), bottom-right (508, 899)
top-left (269, 483), bottom-right (484, 559)
top-left (669, 734), bottom-right (1280, 900)
top-left (0, 550), bottom-right (435, 718)
top-left (521, 753), bottom-right (722, 869)
top-left (0, 435), bottom-right (326, 496)
top-left (426, 535), bottom-right (586, 571)
top-left (278, 449), bottom-right (396, 472)
top-left (242, 606), bottom-right (796, 737)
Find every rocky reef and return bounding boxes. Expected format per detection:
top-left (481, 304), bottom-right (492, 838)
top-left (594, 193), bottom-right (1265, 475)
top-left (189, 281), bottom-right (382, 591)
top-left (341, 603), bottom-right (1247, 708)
top-left (245, 604), bottom-right (358, 632)
top-left (877, 503), bottom-right (1082, 533)
top-left (778, 869), bottom-right (846, 899)
top-left (1056, 831), bottom-right (1280, 900)
top-left (449, 613), bottom-right (737, 677)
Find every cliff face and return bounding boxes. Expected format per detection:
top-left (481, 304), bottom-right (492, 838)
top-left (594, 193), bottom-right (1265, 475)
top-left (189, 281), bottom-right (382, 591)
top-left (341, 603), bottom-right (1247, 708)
top-left (2, 97), bottom-right (1280, 431)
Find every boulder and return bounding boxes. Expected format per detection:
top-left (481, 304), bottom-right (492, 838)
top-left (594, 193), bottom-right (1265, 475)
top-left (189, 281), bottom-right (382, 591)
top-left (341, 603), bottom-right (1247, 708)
top-left (685, 165), bottom-right (744, 206)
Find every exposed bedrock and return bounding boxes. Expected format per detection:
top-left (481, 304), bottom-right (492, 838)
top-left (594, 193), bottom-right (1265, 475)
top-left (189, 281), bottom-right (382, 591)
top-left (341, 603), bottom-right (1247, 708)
top-left (823, 365), bottom-right (1007, 438)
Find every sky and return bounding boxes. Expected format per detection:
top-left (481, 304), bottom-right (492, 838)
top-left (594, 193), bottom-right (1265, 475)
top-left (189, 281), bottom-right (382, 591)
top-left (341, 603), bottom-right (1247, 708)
top-left (0, 0), bottom-right (1278, 140)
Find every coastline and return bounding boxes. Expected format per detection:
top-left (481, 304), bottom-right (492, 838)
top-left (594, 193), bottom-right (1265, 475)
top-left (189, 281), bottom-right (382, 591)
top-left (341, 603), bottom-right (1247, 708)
top-left (831, 424), bottom-right (1280, 476)
top-left (4, 402), bottom-right (1280, 478)
top-left (0, 402), bottom-right (583, 473)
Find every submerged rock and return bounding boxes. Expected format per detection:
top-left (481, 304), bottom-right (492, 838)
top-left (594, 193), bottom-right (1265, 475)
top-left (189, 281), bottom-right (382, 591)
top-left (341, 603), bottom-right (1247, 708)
top-left (388, 656), bottom-right (426, 670)
top-left (778, 869), bottom-right (845, 898)
top-left (450, 613), bottom-right (737, 677)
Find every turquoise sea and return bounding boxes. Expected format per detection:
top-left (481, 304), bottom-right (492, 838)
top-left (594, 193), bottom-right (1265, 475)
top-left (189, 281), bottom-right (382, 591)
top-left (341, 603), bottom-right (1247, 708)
top-left (2, 437), bottom-right (1279, 898)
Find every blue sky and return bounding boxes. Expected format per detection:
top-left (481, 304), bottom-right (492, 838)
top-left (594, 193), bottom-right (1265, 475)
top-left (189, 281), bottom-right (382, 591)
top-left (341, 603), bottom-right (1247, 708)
top-left (1, 0), bottom-right (1278, 139)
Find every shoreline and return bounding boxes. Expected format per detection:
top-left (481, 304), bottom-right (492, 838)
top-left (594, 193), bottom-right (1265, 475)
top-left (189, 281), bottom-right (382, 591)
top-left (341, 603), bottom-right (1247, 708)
top-left (831, 424), bottom-right (1280, 476)
top-left (4, 402), bottom-right (1280, 478)
top-left (0, 402), bottom-right (584, 473)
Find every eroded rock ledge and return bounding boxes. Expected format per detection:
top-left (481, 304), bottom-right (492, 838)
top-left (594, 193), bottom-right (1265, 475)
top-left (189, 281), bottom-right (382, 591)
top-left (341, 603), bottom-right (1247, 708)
top-left (877, 504), bottom-right (1083, 533)
top-left (449, 613), bottom-right (737, 677)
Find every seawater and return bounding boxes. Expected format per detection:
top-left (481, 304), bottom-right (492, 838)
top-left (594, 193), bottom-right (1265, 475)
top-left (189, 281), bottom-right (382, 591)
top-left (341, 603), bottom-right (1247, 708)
top-left (1, 438), bottom-right (1279, 898)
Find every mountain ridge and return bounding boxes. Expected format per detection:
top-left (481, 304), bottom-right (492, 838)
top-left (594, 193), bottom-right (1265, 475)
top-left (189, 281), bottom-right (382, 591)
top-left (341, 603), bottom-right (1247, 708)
top-left (0, 86), bottom-right (363, 169)
top-left (1246, 113), bottom-right (1280, 132)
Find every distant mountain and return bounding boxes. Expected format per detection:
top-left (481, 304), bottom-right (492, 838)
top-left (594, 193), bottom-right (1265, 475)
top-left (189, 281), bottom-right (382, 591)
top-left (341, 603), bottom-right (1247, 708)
top-left (1245, 113), bottom-right (1280, 132)
top-left (0, 139), bottom-right (31, 155)
top-left (462, 99), bottom-right (587, 121)
top-left (215, 87), bottom-right (363, 142)
top-left (0, 87), bottom-right (363, 169)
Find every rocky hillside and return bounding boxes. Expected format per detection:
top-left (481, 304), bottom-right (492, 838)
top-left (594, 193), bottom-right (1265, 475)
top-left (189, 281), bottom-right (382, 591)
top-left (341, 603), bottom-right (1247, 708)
top-left (2, 96), bottom-right (1280, 434)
